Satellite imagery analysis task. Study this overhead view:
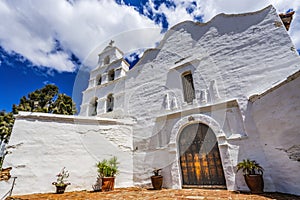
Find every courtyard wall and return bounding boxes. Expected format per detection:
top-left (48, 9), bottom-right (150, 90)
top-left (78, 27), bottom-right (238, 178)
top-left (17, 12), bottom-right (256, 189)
top-left (2, 112), bottom-right (134, 195)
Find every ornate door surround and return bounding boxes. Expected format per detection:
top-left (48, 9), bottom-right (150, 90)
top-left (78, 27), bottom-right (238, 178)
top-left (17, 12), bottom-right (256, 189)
top-left (168, 114), bottom-right (236, 190)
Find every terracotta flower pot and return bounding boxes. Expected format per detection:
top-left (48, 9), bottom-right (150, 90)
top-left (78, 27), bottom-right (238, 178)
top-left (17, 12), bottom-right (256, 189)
top-left (244, 174), bottom-right (264, 194)
top-left (151, 175), bottom-right (163, 190)
top-left (101, 177), bottom-right (115, 191)
top-left (0, 167), bottom-right (12, 181)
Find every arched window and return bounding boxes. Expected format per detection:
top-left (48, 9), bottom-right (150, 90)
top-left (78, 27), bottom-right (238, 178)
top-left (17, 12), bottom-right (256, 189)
top-left (182, 71), bottom-right (195, 103)
top-left (91, 97), bottom-right (98, 116)
top-left (104, 55), bottom-right (110, 65)
top-left (108, 69), bottom-right (115, 81)
top-left (97, 75), bottom-right (102, 85)
top-left (106, 94), bottom-right (114, 112)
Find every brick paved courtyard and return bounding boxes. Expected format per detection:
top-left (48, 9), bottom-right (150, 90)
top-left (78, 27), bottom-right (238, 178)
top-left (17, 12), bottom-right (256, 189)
top-left (8, 187), bottom-right (300, 200)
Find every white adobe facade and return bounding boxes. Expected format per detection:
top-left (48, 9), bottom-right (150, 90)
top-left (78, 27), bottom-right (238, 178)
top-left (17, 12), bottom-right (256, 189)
top-left (2, 5), bottom-right (300, 196)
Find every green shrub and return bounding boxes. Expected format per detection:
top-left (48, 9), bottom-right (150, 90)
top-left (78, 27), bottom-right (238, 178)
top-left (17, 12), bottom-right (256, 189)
top-left (96, 156), bottom-right (119, 177)
top-left (237, 159), bottom-right (264, 175)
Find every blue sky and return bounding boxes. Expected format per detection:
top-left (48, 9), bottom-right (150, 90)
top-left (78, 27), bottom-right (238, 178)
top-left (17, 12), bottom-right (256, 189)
top-left (0, 0), bottom-right (299, 113)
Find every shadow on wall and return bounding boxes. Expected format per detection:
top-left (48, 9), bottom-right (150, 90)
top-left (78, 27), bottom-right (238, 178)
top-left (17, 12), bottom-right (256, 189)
top-left (235, 100), bottom-right (274, 192)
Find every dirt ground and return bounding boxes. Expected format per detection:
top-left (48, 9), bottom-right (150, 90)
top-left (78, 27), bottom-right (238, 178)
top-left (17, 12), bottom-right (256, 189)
top-left (7, 187), bottom-right (300, 200)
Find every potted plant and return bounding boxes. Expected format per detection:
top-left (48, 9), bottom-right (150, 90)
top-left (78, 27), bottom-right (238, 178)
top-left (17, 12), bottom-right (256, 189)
top-left (237, 159), bottom-right (264, 194)
top-left (52, 167), bottom-right (71, 194)
top-left (0, 167), bottom-right (12, 181)
top-left (151, 168), bottom-right (163, 190)
top-left (96, 156), bottom-right (119, 191)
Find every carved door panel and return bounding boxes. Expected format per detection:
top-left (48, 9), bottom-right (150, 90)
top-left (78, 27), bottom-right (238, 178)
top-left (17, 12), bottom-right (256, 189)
top-left (179, 123), bottom-right (226, 187)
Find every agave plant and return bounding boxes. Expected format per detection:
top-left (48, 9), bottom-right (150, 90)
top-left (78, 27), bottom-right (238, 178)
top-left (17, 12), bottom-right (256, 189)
top-left (237, 159), bottom-right (264, 175)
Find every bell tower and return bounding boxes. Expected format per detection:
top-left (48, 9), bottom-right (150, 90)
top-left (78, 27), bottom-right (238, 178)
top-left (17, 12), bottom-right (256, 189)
top-left (80, 41), bottom-right (129, 117)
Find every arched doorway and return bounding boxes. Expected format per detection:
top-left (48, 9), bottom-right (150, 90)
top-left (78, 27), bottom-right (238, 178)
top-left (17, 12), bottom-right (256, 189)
top-left (179, 123), bottom-right (226, 188)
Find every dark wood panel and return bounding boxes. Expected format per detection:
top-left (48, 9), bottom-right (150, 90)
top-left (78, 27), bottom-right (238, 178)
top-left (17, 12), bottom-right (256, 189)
top-left (179, 123), bottom-right (226, 187)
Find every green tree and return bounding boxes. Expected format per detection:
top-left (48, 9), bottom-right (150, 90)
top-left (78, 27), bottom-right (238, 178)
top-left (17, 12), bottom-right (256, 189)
top-left (0, 111), bottom-right (14, 169)
top-left (51, 94), bottom-right (77, 115)
top-left (0, 111), bottom-right (14, 144)
top-left (12, 84), bottom-right (76, 115)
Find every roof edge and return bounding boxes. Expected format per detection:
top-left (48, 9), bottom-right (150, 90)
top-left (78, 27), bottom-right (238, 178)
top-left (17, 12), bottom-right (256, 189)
top-left (14, 111), bottom-right (134, 125)
top-left (134, 5), bottom-right (275, 68)
top-left (168, 5), bottom-right (274, 32)
top-left (249, 70), bottom-right (300, 102)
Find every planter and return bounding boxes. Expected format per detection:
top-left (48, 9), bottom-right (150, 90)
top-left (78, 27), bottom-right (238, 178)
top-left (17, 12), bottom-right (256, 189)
top-left (151, 175), bottom-right (163, 190)
top-left (244, 174), bottom-right (264, 194)
top-left (101, 177), bottom-right (115, 191)
top-left (55, 185), bottom-right (68, 194)
top-left (0, 167), bottom-right (12, 181)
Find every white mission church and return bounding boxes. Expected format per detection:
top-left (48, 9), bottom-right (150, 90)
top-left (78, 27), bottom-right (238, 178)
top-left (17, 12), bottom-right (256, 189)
top-left (2, 5), bottom-right (300, 196)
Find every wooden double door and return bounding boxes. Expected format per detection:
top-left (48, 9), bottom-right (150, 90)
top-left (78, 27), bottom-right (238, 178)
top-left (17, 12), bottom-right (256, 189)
top-left (179, 123), bottom-right (226, 187)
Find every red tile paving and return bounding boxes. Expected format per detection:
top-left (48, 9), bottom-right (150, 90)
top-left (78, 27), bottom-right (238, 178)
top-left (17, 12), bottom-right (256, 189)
top-left (7, 187), bottom-right (300, 200)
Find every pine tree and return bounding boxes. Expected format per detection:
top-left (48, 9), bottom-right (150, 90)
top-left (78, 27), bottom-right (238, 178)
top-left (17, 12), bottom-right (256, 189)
top-left (12, 84), bottom-right (76, 115)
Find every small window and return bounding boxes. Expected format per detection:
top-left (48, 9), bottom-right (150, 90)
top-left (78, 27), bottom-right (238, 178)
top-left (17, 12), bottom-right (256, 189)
top-left (108, 69), bottom-right (115, 81)
top-left (106, 94), bottom-right (114, 112)
top-left (91, 98), bottom-right (98, 116)
top-left (182, 72), bottom-right (195, 103)
top-left (104, 55), bottom-right (110, 65)
top-left (97, 75), bottom-right (102, 85)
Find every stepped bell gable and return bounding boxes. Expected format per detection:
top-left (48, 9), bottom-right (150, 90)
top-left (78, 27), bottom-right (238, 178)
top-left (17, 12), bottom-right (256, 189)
top-left (80, 40), bottom-right (130, 117)
top-left (3, 5), bottom-right (300, 196)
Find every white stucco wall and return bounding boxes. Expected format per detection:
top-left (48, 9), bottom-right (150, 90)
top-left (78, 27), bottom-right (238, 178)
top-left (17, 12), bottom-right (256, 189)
top-left (2, 112), bottom-right (134, 195)
top-left (78, 5), bottom-right (300, 192)
top-left (117, 5), bottom-right (300, 190)
top-left (250, 72), bottom-right (300, 195)
top-left (3, 5), bottom-right (300, 196)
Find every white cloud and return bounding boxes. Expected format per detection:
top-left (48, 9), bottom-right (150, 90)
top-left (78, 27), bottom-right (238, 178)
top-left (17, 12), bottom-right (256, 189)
top-left (142, 0), bottom-right (197, 28)
top-left (0, 0), bottom-right (161, 72)
top-left (0, 0), bottom-right (299, 73)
